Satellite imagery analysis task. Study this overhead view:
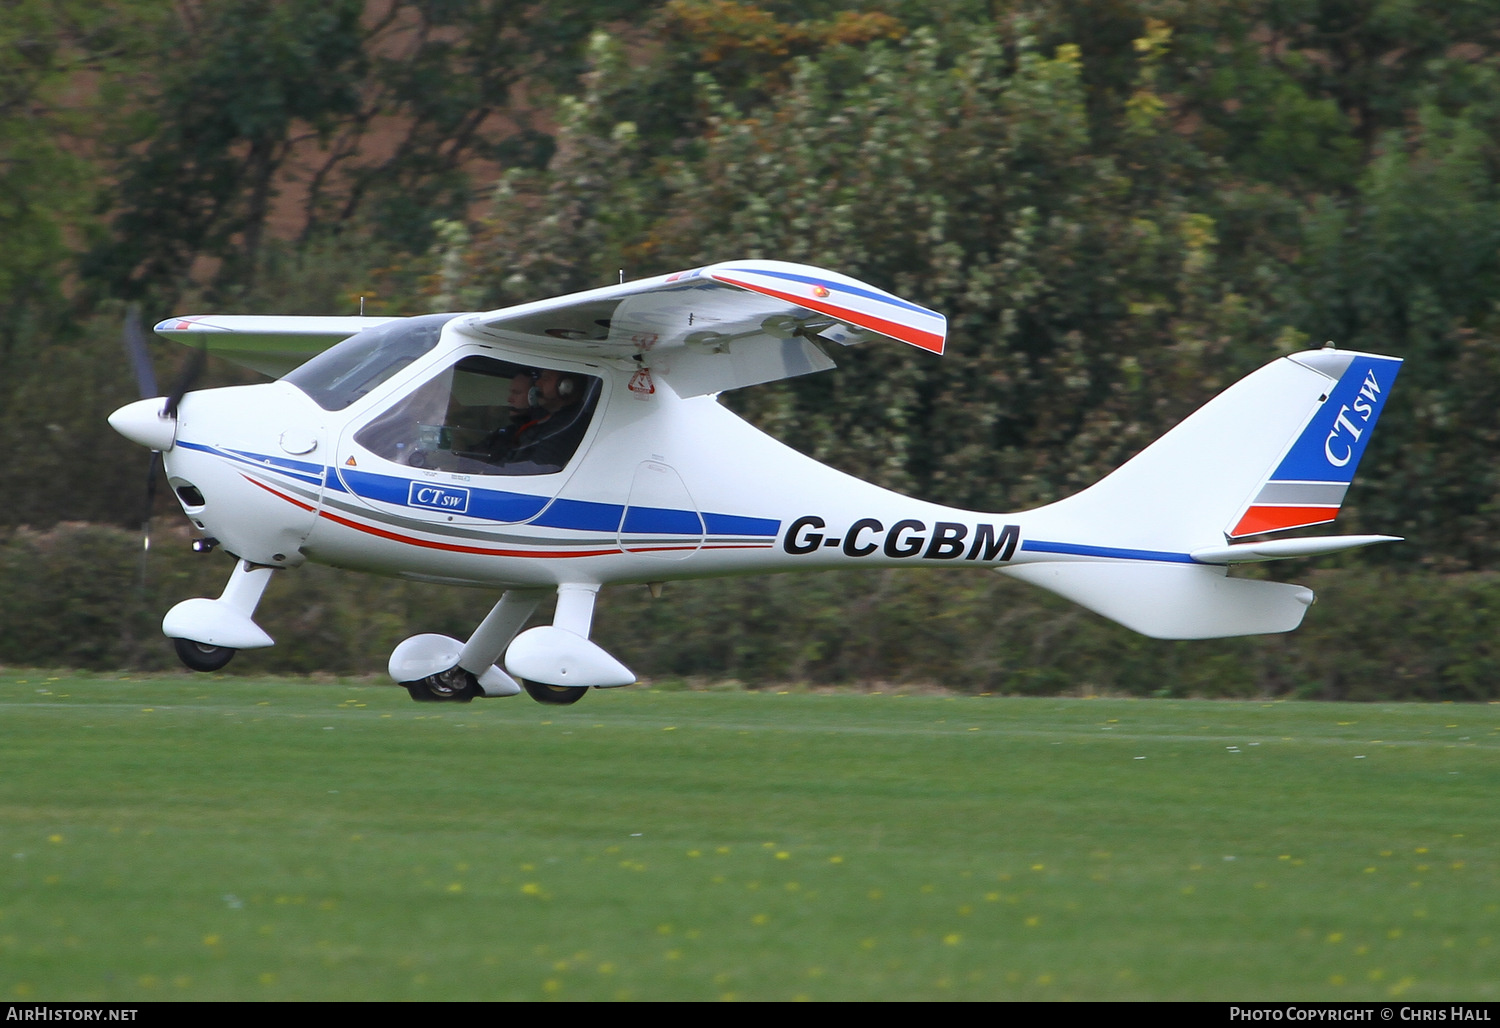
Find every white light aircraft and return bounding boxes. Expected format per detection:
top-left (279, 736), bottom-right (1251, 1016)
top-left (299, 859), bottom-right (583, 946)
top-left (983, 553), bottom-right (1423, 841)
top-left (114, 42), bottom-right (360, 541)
top-left (109, 260), bottom-right (1402, 704)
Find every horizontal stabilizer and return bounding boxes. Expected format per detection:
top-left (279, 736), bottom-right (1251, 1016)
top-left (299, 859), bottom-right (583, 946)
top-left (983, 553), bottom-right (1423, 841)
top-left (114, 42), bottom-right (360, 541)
top-left (1191, 534), bottom-right (1402, 564)
top-left (1000, 561), bottom-right (1315, 639)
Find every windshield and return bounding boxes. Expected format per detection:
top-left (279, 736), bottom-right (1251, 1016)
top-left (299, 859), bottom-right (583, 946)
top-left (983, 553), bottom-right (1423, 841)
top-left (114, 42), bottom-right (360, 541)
top-left (283, 313), bottom-right (459, 411)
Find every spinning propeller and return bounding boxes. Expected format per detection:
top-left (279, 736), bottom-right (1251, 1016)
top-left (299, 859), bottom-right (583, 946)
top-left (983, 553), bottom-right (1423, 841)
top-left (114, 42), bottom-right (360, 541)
top-left (114, 305), bottom-right (207, 565)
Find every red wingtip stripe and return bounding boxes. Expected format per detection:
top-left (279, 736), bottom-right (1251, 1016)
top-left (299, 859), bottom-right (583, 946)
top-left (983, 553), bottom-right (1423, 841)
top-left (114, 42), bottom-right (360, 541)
top-left (1230, 505), bottom-right (1339, 538)
top-left (713, 274), bottom-right (946, 354)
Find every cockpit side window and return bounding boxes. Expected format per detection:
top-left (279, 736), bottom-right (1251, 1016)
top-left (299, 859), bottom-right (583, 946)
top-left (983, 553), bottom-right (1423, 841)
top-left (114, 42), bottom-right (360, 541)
top-left (284, 313), bottom-right (459, 411)
top-left (353, 355), bottom-right (601, 476)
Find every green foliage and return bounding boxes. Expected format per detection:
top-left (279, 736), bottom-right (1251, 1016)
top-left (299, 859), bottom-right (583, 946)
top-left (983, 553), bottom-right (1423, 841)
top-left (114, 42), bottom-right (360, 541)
top-left (0, 1), bottom-right (644, 531)
top-left (592, 564), bottom-right (1500, 701)
top-left (0, 313), bottom-right (158, 530)
top-left (1289, 102), bottom-right (1500, 566)
top-left (0, 1), bottom-right (158, 366)
top-left (6, 523), bottom-right (521, 675)
top-left (449, 1), bottom-right (1500, 569)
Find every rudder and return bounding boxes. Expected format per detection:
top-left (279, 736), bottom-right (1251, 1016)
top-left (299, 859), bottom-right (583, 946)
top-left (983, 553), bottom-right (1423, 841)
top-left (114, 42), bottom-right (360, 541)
top-left (1227, 351), bottom-right (1401, 537)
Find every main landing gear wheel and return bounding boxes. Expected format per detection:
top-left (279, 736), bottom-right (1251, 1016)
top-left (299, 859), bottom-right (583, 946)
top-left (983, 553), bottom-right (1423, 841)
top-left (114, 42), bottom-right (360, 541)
top-left (172, 638), bottom-right (236, 672)
top-left (522, 680), bottom-right (588, 706)
top-left (403, 667), bottom-right (481, 703)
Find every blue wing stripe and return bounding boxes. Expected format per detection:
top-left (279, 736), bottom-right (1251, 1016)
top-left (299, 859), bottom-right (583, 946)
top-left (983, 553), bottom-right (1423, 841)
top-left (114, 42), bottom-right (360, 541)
top-left (719, 267), bottom-right (939, 319)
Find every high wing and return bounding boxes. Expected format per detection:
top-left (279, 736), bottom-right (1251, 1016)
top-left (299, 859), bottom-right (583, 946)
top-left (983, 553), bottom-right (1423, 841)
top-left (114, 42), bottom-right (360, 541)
top-left (453, 259), bottom-right (946, 397)
top-left (153, 260), bottom-right (947, 394)
top-left (154, 314), bottom-right (401, 377)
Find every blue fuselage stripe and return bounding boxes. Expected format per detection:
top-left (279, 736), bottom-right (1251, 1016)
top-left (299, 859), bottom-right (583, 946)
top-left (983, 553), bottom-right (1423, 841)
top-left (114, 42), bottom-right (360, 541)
top-left (182, 443), bottom-right (780, 538)
top-left (1021, 540), bottom-right (1196, 564)
top-left (176, 441), bottom-right (325, 487)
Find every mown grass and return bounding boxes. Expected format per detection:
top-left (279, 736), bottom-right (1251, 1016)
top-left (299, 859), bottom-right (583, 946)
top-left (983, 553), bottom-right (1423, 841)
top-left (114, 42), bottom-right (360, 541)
top-left (0, 671), bottom-right (1495, 1000)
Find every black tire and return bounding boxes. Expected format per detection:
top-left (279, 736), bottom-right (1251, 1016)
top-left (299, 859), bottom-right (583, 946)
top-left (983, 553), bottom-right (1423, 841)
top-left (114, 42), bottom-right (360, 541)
top-left (173, 637), bottom-right (236, 672)
top-left (404, 682), bottom-right (441, 702)
top-left (522, 680), bottom-right (588, 705)
top-left (405, 668), bottom-right (480, 703)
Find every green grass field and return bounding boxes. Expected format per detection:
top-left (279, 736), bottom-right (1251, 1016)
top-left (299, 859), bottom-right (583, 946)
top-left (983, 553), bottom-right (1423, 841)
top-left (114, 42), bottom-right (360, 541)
top-left (0, 671), bottom-right (1495, 1001)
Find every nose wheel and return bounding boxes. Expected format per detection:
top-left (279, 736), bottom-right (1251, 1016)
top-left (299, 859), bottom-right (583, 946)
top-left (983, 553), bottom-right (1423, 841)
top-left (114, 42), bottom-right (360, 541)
top-left (173, 637), bottom-right (237, 672)
top-left (522, 681), bottom-right (588, 705)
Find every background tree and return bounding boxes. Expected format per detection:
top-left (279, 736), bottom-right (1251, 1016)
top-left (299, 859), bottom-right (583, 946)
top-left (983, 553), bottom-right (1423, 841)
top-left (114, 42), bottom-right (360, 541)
top-left (84, 0), bottom-right (646, 309)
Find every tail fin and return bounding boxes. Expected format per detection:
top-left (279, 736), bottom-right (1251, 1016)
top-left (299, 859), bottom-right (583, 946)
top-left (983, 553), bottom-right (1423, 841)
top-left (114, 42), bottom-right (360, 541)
top-left (1226, 351), bottom-right (1400, 537)
top-left (1002, 348), bottom-right (1402, 639)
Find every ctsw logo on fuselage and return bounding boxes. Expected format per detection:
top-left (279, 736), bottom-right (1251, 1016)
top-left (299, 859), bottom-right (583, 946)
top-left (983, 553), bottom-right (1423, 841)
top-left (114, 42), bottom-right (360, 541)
top-left (783, 516), bottom-right (1020, 562)
top-left (408, 482), bottom-right (471, 513)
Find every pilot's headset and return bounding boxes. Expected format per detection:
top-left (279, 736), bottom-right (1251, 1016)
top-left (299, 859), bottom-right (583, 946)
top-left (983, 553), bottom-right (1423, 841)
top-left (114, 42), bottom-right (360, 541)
top-left (529, 371), bottom-right (578, 407)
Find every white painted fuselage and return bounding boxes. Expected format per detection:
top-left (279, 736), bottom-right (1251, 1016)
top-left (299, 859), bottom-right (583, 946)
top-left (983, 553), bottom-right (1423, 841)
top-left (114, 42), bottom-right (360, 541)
top-left (161, 341), bottom-right (1023, 592)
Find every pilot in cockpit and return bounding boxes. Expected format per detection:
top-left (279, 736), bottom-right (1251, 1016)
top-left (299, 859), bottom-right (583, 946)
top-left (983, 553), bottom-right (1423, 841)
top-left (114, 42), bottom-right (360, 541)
top-left (474, 372), bottom-right (539, 459)
top-left (502, 369), bottom-right (590, 472)
top-left (353, 358), bottom-right (598, 476)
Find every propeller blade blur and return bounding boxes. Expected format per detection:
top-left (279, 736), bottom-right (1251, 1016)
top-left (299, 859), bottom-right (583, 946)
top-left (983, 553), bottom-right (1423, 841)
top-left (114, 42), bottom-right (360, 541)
top-left (123, 304), bottom-right (160, 400)
top-left (162, 343), bottom-right (207, 420)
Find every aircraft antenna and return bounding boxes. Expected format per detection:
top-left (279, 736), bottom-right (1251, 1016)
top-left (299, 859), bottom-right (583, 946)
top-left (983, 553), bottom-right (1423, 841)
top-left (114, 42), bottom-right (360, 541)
top-left (619, 269), bottom-right (624, 284)
top-left (360, 296), bottom-right (365, 316)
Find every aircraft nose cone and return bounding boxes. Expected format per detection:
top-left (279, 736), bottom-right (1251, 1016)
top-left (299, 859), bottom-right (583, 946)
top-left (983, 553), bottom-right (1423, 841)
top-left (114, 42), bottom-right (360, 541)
top-left (108, 396), bottom-right (177, 451)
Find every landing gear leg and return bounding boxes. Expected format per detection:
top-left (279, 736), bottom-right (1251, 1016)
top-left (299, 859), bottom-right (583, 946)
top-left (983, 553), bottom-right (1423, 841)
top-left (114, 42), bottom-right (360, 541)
top-left (389, 589), bottom-right (545, 702)
top-left (508, 584), bottom-right (634, 705)
top-left (166, 560), bottom-right (276, 672)
top-left (458, 589), bottom-right (545, 692)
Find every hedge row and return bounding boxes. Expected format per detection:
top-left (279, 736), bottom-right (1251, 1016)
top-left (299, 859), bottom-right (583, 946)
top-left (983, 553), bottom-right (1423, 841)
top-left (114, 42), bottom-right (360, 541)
top-left (2, 522), bottom-right (1495, 701)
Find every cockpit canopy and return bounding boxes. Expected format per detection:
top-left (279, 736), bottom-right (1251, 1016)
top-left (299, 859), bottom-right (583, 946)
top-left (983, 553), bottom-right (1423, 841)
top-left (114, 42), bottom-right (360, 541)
top-left (354, 354), bottom-right (601, 477)
top-left (283, 313), bottom-right (459, 411)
